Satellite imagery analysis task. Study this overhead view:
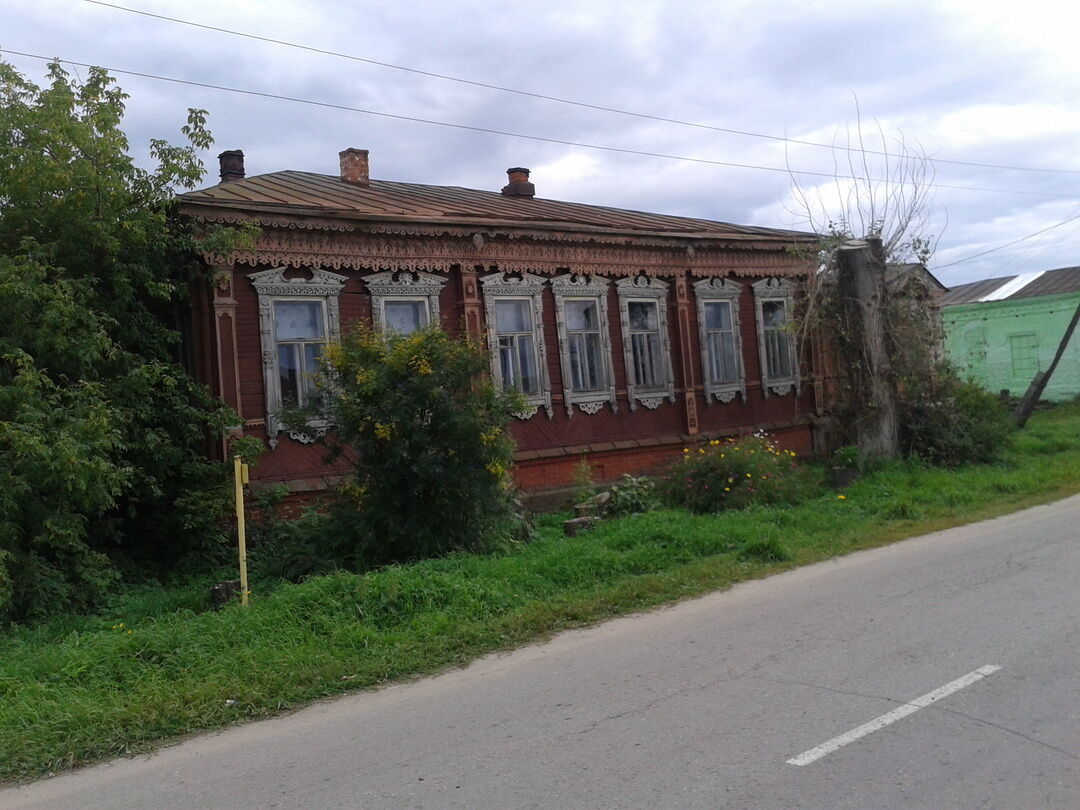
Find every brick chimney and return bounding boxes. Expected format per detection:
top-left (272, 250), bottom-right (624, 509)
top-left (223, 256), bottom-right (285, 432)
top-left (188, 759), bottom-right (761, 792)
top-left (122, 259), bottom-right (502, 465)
top-left (501, 167), bottom-right (534, 197)
top-left (218, 150), bottom-right (245, 183)
top-left (339, 148), bottom-right (369, 185)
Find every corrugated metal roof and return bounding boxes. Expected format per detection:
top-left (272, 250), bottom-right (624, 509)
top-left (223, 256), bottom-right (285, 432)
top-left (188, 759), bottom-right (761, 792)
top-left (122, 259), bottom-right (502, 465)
top-left (940, 265), bottom-right (1080, 306)
top-left (180, 171), bottom-right (811, 242)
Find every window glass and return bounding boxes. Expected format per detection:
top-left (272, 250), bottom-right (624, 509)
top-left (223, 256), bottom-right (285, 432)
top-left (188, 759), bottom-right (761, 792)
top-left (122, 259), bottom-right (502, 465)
top-left (275, 301), bottom-right (324, 340)
top-left (762, 300), bottom-right (786, 328)
top-left (566, 300), bottom-right (598, 331)
top-left (627, 301), bottom-right (662, 388)
top-left (628, 300), bottom-right (657, 331)
top-left (495, 299), bottom-right (531, 333)
top-left (704, 300), bottom-right (732, 330)
top-left (384, 300), bottom-right (428, 334)
top-left (704, 301), bottom-right (737, 385)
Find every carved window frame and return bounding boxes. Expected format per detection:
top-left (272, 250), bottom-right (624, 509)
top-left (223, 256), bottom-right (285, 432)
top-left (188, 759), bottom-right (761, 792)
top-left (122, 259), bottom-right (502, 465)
top-left (615, 276), bottom-right (675, 411)
top-left (249, 267), bottom-right (347, 448)
top-left (363, 270), bottom-right (447, 334)
top-left (694, 277), bottom-right (746, 404)
top-left (480, 271), bottom-right (553, 420)
top-left (550, 273), bottom-right (617, 416)
top-left (752, 277), bottom-right (799, 397)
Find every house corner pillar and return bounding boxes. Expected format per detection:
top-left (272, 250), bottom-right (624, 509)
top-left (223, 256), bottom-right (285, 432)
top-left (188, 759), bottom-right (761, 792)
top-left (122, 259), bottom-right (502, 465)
top-left (211, 265), bottom-right (244, 432)
top-left (460, 265), bottom-right (484, 337)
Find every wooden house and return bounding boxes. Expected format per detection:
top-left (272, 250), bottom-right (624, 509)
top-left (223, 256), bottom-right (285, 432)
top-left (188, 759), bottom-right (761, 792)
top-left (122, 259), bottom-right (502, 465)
top-left (179, 149), bottom-right (823, 501)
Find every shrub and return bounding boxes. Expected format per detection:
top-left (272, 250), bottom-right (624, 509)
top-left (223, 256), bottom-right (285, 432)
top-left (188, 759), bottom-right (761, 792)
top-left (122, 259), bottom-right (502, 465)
top-left (604, 474), bottom-right (660, 517)
top-left (663, 433), bottom-right (809, 513)
top-left (307, 325), bottom-right (525, 567)
top-left (899, 368), bottom-right (1013, 466)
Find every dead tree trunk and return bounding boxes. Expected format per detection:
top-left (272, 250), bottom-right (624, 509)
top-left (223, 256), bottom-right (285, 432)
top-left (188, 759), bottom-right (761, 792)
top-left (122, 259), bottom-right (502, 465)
top-left (835, 237), bottom-right (899, 460)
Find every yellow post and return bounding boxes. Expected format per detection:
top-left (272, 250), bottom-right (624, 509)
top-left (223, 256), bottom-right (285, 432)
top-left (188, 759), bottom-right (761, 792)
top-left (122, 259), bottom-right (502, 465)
top-left (234, 455), bottom-right (250, 607)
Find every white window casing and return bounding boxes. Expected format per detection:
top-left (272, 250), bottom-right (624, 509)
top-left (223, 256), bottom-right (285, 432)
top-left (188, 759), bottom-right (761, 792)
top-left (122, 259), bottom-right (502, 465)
top-left (249, 267), bottom-right (347, 448)
top-left (615, 276), bottom-right (675, 411)
top-left (551, 273), bottom-right (617, 416)
top-left (694, 277), bottom-right (746, 404)
top-left (363, 270), bottom-right (447, 335)
top-left (480, 271), bottom-right (553, 420)
top-left (752, 276), bottom-right (799, 397)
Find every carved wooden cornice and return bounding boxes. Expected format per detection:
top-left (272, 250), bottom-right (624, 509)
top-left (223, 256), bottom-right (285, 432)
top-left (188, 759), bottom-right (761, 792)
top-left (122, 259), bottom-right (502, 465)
top-left (204, 224), bottom-right (810, 279)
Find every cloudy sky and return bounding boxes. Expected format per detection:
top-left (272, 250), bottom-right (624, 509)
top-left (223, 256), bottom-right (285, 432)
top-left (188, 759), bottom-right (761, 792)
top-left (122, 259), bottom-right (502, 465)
top-left (6, 0), bottom-right (1080, 286)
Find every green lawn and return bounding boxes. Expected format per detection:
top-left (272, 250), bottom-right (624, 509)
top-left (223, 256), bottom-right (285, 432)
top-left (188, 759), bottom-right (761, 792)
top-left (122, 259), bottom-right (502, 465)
top-left (3, 403), bottom-right (1080, 784)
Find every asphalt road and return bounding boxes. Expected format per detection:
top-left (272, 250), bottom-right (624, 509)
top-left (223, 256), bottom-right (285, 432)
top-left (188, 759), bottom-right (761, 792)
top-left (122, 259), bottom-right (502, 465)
top-left (6, 496), bottom-right (1079, 809)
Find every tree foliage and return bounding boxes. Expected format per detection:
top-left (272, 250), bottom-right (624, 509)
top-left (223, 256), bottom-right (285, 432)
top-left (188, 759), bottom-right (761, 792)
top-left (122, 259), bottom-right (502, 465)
top-left (0, 60), bottom-right (244, 622)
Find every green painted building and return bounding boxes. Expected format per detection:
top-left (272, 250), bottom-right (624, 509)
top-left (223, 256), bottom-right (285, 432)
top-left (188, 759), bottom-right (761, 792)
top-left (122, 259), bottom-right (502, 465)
top-left (941, 265), bottom-right (1080, 401)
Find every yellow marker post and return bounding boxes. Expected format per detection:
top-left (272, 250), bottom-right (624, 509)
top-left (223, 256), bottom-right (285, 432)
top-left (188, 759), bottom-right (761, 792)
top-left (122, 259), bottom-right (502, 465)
top-left (234, 455), bottom-right (251, 607)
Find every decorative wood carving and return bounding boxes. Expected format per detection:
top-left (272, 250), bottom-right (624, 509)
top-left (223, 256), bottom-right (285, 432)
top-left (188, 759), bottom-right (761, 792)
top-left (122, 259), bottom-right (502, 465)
top-left (694, 277), bottom-right (747, 404)
top-left (248, 267), bottom-right (347, 447)
top-left (192, 216), bottom-right (809, 280)
top-left (752, 276), bottom-right (799, 399)
top-left (615, 275), bottom-right (676, 412)
top-left (363, 270), bottom-right (446, 332)
top-left (479, 271), bottom-right (553, 419)
top-left (551, 273), bottom-right (617, 417)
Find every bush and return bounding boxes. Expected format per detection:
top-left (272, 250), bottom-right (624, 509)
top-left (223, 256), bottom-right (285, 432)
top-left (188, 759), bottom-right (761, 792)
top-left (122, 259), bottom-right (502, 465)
top-left (899, 368), bottom-right (1013, 466)
top-left (307, 325), bottom-right (525, 567)
top-left (604, 474), bottom-right (660, 517)
top-left (662, 433), bottom-right (810, 513)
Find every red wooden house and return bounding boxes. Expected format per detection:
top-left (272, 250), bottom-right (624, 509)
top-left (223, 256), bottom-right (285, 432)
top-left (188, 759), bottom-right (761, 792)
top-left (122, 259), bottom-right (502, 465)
top-left (180, 149), bottom-right (822, 501)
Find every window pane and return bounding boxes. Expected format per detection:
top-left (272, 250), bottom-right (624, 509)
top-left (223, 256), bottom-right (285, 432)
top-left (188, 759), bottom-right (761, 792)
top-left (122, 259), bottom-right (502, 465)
top-left (762, 300), bottom-right (786, 328)
top-left (384, 300), bottom-right (427, 334)
top-left (628, 301), bottom-right (657, 331)
top-left (275, 301), bottom-right (324, 340)
top-left (569, 332), bottom-right (601, 390)
top-left (278, 343), bottom-right (300, 406)
top-left (631, 332), bottom-right (662, 387)
top-left (720, 331), bottom-right (737, 383)
top-left (495, 299), bottom-right (531, 334)
top-left (566, 300), bottom-right (598, 331)
top-left (516, 335), bottom-right (538, 395)
top-left (704, 301), bottom-right (731, 330)
top-left (302, 343), bottom-right (322, 399)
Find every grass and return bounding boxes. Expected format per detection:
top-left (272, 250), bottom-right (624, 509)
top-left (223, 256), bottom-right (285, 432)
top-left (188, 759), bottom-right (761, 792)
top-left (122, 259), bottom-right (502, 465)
top-left (3, 402), bottom-right (1080, 784)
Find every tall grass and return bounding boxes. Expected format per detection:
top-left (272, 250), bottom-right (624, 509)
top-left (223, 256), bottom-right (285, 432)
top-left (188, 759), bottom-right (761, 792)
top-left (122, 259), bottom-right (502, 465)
top-left (3, 403), bottom-right (1080, 784)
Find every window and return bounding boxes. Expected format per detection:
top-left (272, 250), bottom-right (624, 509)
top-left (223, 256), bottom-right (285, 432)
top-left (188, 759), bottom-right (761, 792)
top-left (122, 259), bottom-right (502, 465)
top-left (551, 273), bottom-right (616, 416)
top-left (1009, 333), bottom-right (1039, 378)
top-left (752, 277), bottom-right (798, 397)
top-left (249, 267), bottom-right (347, 448)
top-left (364, 270), bottom-right (446, 335)
top-left (694, 277), bottom-right (745, 403)
top-left (480, 271), bottom-right (552, 419)
top-left (615, 276), bottom-right (675, 410)
top-left (275, 300), bottom-right (325, 408)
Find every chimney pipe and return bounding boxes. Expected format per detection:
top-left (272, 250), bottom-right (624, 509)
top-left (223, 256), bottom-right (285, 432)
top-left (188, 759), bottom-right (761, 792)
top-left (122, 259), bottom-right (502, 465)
top-left (218, 149), bottom-right (245, 183)
top-left (501, 167), bottom-right (534, 197)
top-left (339, 148), bottom-right (369, 185)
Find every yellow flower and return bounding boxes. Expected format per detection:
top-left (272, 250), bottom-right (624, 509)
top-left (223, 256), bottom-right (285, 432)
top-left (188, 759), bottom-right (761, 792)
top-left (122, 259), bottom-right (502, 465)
top-left (724, 487), bottom-right (730, 492)
top-left (746, 473), bottom-right (752, 478)
top-left (682, 447), bottom-right (689, 454)
top-left (837, 494), bottom-right (846, 500)
top-left (698, 448), bottom-right (705, 454)
top-left (373, 422), bottom-right (393, 440)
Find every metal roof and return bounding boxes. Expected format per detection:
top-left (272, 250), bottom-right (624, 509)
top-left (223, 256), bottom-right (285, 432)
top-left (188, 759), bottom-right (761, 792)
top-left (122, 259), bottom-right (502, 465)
top-left (179, 170), bottom-right (813, 243)
top-left (940, 265), bottom-right (1080, 306)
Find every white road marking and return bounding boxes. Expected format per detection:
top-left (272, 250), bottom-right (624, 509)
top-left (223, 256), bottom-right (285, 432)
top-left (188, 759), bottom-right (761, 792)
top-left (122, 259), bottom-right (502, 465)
top-left (787, 665), bottom-right (1002, 766)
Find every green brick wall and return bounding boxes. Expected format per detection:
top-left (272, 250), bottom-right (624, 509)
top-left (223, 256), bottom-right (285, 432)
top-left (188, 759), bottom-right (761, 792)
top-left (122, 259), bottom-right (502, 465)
top-left (942, 292), bottom-right (1080, 401)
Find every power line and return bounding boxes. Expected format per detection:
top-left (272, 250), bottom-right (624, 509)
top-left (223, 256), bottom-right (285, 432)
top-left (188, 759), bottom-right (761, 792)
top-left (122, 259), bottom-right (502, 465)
top-left (5, 49), bottom-right (1080, 203)
top-left (933, 209), bottom-right (1080, 269)
top-left (83, 0), bottom-right (1080, 178)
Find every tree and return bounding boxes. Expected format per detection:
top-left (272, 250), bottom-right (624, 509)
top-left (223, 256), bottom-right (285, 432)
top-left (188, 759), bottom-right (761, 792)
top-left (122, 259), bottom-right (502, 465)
top-left (786, 116), bottom-right (964, 462)
top-left (0, 60), bottom-right (246, 621)
top-left (300, 326), bottom-right (524, 568)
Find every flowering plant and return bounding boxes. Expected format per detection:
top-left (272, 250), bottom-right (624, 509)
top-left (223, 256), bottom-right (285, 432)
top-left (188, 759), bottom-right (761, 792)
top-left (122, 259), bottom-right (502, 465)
top-left (663, 432), bottom-right (804, 513)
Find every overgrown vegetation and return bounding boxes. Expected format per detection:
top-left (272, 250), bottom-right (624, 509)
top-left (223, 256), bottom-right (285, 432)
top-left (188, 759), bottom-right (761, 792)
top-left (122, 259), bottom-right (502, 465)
top-left (289, 325), bottom-right (525, 569)
top-left (0, 61), bottom-right (252, 622)
top-left (663, 433), bottom-right (808, 512)
top-left (5, 403), bottom-right (1078, 785)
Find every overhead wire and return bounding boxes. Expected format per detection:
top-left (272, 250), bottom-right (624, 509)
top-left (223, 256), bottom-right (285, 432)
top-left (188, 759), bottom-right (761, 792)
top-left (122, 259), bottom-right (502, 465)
top-left (82, 0), bottom-right (1080, 177)
top-left (4, 49), bottom-right (1079, 203)
top-left (933, 209), bottom-right (1080, 269)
